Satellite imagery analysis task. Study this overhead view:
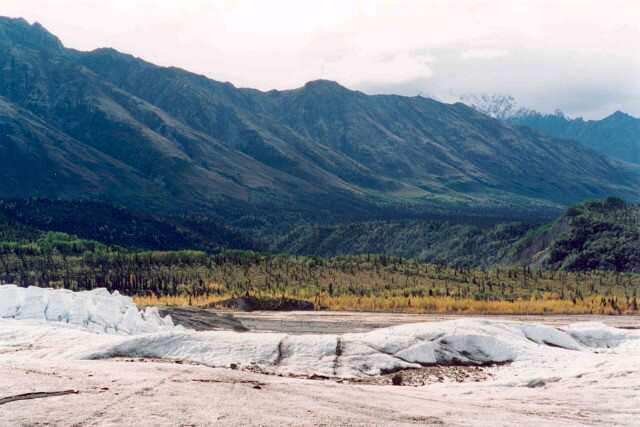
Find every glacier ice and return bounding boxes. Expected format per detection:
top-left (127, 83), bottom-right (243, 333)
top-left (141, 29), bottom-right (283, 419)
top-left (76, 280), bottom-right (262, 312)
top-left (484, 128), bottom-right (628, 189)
top-left (1, 285), bottom-right (638, 379)
top-left (0, 285), bottom-right (174, 334)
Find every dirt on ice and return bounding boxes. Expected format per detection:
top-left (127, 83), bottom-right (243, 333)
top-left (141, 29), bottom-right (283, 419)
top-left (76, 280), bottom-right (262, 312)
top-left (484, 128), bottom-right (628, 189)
top-left (1, 354), bottom-right (638, 427)
top-left (159, 306), bottom-right (640, 334)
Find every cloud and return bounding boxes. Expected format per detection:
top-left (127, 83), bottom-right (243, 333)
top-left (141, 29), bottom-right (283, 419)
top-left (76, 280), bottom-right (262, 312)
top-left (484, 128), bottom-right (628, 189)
top-left (321, 52), bottom-right (435, 88)
top-left (354, 78), bottom-right (436, 98)
top-left (3, 0), bottom-right (639, 118)
top-left (460, 49), bottom-right (508, 61)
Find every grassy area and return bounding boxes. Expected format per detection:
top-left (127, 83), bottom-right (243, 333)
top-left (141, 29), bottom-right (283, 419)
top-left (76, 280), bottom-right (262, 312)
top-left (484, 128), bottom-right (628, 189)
top-left (134, 293), bottom-right (639, 315)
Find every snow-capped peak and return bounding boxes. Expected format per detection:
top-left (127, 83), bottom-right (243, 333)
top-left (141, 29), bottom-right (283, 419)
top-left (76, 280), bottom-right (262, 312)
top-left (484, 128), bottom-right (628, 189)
top-left (458, 93), bottom-right (535, 119)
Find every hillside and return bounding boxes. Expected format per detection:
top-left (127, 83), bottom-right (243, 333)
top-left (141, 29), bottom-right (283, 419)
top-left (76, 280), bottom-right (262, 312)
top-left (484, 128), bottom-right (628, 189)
top-left (266, 220), bottom-right (533, 267)
top-left (1, 197), bottom-right (638, 275)
top-left (0, 199), bottom-right (260, 252)
top-left (255, 199), bottom-right (640, 272)
top-left (0, 198), bottom-right (536, 266)
top-left (1, 17), bottom-right (638, 218)
top-left (508, 198), bottom-right (640, 272)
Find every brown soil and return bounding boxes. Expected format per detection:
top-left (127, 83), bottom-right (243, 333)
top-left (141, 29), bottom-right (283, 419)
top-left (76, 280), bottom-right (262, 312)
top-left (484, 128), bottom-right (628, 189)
top-left (207, 295), bottom-right (314, 312)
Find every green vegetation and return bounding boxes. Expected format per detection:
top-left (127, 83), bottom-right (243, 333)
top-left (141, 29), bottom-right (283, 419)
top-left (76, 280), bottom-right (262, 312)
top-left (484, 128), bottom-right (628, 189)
top-left (1, 19), bottom-right (638, 315)
top-left (264, 220), bottom-right (534, 268)
top-left (1, 241), bottom-right (638, 314)
top-left (0, 199), bottom-right (260, 252)
top-left (2, 197), bottom-right (639, 273)
top-left (1, 197), bottom-right (638, 314)
top-left (522, 198), bottom-right (640, 272)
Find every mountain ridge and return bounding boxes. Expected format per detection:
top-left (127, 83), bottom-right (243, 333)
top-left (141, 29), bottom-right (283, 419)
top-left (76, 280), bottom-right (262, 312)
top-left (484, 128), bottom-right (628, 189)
top-left (1, 16), bottom-right (638, 218)
top-left (459, 92), bottom-right (640, 165)
top-left (508, 110), bottom-right (640, 165)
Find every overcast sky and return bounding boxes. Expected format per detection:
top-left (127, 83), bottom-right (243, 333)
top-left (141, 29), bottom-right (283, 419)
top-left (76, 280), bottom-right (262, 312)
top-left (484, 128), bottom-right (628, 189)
top-left (4, 0), bottom-right (639, 119)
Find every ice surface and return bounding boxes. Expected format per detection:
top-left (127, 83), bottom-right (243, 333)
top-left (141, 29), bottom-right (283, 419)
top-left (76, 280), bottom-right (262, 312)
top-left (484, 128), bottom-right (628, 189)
top-left (566, 322), bottom-right (631, 348)
top-left (1, 286), bottom-right (639, 380)
top-left (0, 285), bottom-right (174, 334)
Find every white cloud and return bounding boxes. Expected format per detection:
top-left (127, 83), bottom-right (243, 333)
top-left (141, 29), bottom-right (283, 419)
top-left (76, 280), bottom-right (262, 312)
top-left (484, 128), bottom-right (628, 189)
top-left (460, 49), bottom-right (508, 61)
top-left (3, 0), bottom-right (639, 118)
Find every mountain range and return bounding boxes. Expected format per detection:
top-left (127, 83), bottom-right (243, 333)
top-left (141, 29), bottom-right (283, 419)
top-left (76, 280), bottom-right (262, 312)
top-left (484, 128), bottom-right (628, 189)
top-left (1, 17), bottom-right (638, 219)
top-left (461, 93), bottom-right (640, 166)
top-left (508, 111), bottom-right (640, 166)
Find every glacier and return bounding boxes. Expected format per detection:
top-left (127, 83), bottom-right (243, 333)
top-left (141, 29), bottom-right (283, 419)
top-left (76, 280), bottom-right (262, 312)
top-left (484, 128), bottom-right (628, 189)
top-left (0, 285), bottom-right (175, 335)
top-left (1, 285), bottom-right (638, 379)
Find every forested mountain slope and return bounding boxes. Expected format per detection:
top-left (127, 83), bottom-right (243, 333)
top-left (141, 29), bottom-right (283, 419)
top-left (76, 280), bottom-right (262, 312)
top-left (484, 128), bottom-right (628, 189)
top-left (0, 199), bottom-right (259, 252)
top-left (1, 197), bottom-right (638, 272)
top-left (507, 198), bottom-right (640, 272)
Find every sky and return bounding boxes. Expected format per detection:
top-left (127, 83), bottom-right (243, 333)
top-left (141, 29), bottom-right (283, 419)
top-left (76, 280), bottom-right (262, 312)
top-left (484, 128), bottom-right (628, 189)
top-left (4, 0), bottom-right (639, 119)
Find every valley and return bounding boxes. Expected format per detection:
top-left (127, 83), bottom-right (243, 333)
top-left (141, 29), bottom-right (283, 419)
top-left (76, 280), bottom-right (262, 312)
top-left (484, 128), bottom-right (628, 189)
top-left (0, 5), bottom-right (639, 426)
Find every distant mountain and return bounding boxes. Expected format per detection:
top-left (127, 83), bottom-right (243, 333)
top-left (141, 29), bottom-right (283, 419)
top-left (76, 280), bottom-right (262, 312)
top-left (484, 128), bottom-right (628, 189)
top-left (460, 94), bottom-right (640, 165)
top-left (508, 111), bottom-right (640, 165)
top-left (1, 17), bottom-right (638, 219)
top-left (457, 94), bottom-right (534, 120)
